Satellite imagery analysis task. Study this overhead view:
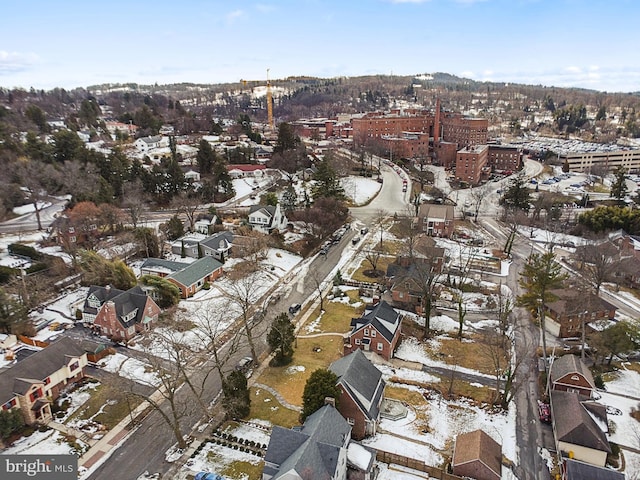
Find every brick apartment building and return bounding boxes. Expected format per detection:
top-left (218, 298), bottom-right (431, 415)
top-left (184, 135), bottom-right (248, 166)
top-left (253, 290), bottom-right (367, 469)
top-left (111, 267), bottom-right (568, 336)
top-left (456, 144), bottom-right (490, 185)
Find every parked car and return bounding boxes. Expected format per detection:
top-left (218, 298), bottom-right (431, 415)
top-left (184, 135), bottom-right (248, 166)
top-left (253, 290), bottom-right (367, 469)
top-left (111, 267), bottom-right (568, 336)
top-left (288, 303), bottom-right (301, 315)
top-left (235, 356), bottom-right (254, 373)
top-left (360, 227), bottom-right (368, 235)
top-left (352, 236), bottom-right (361, 245)
top-left (538, 400), bottom-right (551, 423)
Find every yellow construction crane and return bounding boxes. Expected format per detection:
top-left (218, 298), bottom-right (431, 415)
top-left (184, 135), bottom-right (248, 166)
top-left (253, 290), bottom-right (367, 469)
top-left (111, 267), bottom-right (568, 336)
top-left (240, 69), bottom-right (274, 131)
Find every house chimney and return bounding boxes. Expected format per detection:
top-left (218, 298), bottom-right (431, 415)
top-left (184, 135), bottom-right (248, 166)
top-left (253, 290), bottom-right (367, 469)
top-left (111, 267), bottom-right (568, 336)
top-left (324, 397), bottom-right (336, 407)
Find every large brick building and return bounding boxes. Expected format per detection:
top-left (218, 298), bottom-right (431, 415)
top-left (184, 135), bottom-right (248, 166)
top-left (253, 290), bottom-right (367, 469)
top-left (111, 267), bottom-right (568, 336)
top-left (456, 144), bottom-right (490, 185)
top-left (351, 101), bottom-right (488, 169)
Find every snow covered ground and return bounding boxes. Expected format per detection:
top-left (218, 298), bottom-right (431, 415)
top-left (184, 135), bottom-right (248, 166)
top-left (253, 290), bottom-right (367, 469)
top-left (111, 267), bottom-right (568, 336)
top-left (340, 176), bottom-right (382, 206)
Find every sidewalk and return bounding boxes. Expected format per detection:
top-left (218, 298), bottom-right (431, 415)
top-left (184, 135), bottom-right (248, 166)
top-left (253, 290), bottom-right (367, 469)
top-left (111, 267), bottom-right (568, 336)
top-left (78, 388), bottom-right (165, 471)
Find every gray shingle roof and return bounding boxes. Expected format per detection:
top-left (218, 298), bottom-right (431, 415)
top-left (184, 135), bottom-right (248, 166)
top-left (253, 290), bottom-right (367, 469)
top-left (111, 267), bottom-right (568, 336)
top-left (564, 459), bottom-right (625, 480)
top-left (551, 390), bottom-right (611, 453)
top-left (199, 231), bottom-right (233, 250)
top-left (140, 258), bottom-right (190, 274)
top-left (264, 405), bottom-right (350, 480)
top-left (330, 349), bottom-right (385, 422)
top-left (0, 337), bottom-right (86, 404)
top-left (167, 256), bottom-right (222, 287)
top-left (350, 300), bottom-right (402, 343)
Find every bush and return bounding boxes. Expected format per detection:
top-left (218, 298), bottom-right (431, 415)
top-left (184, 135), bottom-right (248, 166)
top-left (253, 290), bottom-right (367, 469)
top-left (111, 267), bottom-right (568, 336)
top-left (0, 265), bottom-right (18, 284)
top-left (202, 282), bottom-right (211, 290)
top-left (26, 263), bottom-right (48, 274)
top-left (594, 374), bottom-right (605, 390)
top-left (9, 243), bottom-right (42, 261)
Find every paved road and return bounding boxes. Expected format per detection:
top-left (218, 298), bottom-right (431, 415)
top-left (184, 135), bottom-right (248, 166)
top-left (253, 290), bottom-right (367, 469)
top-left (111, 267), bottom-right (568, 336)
top-left (0, 197), bottom-right (68, 234)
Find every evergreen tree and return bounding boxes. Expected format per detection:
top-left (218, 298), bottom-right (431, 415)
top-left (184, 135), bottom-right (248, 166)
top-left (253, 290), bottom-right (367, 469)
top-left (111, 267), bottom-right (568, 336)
top-left (517, 251), bottom-right (568, 369)
top-left (281, 186), bottom-right (298, 213)
top-left (0, 287), bottom-right (27, 334)
top-left (610, 166), bottom-right (629, 205)
top-left (267, 313), bottom-right (296, 365)
top-left (222, 370), bottom-right (251, 419)
top-left (139, 275), bottom-right (181, 308)
top-left (196, 139), bottom-right (215, 175)
top-left (0, 408), bottom-right (24, 440)
top-left (499, 173), bottom-right (531, 212)
top-left (274, 122), bottom-right (298, 153)
top-left (301, 369), bottom-right (341, 422)
top-left (311, 158), bottom-right (345, 200)
top-left (165, 214), bottom-right (184, 241)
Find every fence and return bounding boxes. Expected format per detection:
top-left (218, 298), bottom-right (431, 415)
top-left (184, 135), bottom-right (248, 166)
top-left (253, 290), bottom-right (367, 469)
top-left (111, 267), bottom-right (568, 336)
top-left (375, 450), bottom-right (462, 480)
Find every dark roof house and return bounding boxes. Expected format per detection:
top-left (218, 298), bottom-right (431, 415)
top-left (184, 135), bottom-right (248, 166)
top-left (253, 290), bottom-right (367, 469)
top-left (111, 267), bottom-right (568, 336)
top-left (263, 404), bottom-right (352, 480)
top-left (329, 349), bottom-right (386, 440)
top-left (551, 390), bottom-right (611, 467)
top-left (344, 300), bottom-right (403, 361)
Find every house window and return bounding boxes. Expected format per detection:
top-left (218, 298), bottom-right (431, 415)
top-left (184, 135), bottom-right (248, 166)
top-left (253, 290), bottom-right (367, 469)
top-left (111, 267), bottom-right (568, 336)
top-left (377, 343), bottom-right (383, 351)
top-left (3, 399), bottom-right (16, 410)
top-left (44, 377), bottom-right (51, 385)
top-left (364, 329), bottom-right (369, 337)
top-left (70, 236), bottom-right (77, 243)
top-left (70, 361), bottom-right (79, 372)
top-left (371, 330), bottom-right (377, 337)
top-left (347, 418), bottom-right (355, 426)
top-left (355, 339), bottom-right (361, 345)
top-left (68, 227), bottom-right (75, 234)
top-left (570, 375), bottom-right (579, 381)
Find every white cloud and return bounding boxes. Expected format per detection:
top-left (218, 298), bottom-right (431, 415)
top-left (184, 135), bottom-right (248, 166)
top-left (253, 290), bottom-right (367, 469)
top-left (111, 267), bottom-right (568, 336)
top-left (225, 9), bottom-right (244, 23)
top-left (565, 65), bottom-right (582, 73)
top-left (0, 51), bottom-right (39, 74)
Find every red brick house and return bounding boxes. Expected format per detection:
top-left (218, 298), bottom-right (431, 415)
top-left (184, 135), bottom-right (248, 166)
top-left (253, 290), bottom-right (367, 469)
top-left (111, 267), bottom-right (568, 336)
top-left (549, 354), bottom-right (595, 398)
top-left (83, 285), bottom-right (161, 342)
top-left (329, 349), bottom-right (386, 440)
top-left (0, 337), bottom-right (87, 426)
top-left (452, 429), bottom-right (502, 480)
top-left (416, 204), bottom-right (455, 238)
top-left (166, 256), bottom-right (224, 298)
top-left (344, 301), bottom-right (403, 361)
top-left (544, 289), bottom-right (617, 338)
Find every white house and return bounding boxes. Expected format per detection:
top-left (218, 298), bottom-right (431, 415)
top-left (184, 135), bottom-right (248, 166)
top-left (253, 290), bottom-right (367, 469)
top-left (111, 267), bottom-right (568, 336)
top-left (185, 170), bottom-right (201, 182)
top-left (134, 135), bottom-right (168, 153)
top-left (248, 204), bottom-right (288, 234)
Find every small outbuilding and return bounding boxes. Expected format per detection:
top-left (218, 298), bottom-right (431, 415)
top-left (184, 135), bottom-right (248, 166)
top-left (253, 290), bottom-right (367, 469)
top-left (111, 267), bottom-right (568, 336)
top-left (452, 429), bottom-right (502, 480)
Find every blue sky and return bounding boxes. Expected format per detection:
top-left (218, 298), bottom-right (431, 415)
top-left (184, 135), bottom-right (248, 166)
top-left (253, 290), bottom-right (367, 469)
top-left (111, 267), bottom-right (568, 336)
top-left (1, 0), bottom-right (638, 92)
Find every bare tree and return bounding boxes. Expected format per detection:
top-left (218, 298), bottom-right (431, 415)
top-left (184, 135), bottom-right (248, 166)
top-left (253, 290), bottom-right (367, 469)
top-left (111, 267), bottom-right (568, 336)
top-left (190, 299), bottom-right (244, 382)
top-left (396, 206), bottom-right (420, 259)
top-left (373, 209), bottom-right (389, 248)
top-left (309, 269), bottom-right (327, 312)
top-left (468, 184), bottom-right (490, 220)
top-left (576, 241), bottom-right (620, 294)
top-left (16, 161), bottom-right (61, 231)
top-left (121, 335), bottom-right (199, 450)
top-left (220, 261), bottom-right (268, 363)
top-left (363, 248), bottom-right (383, 277)
top-left (122, 180), bottom-right (148, 229)
top-left (481, 323), bottom-right (530, 409)
top-left (172, 190), bottom-right (204, 233)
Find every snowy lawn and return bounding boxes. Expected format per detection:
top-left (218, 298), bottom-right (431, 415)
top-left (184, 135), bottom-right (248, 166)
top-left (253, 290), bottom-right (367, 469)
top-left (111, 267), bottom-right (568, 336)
top-left (340, 176), bottom-right (382, 206)
top-left (2, 428), bottom-right (88, 456)
top-left (99, 352), bottom-right (161, 387)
